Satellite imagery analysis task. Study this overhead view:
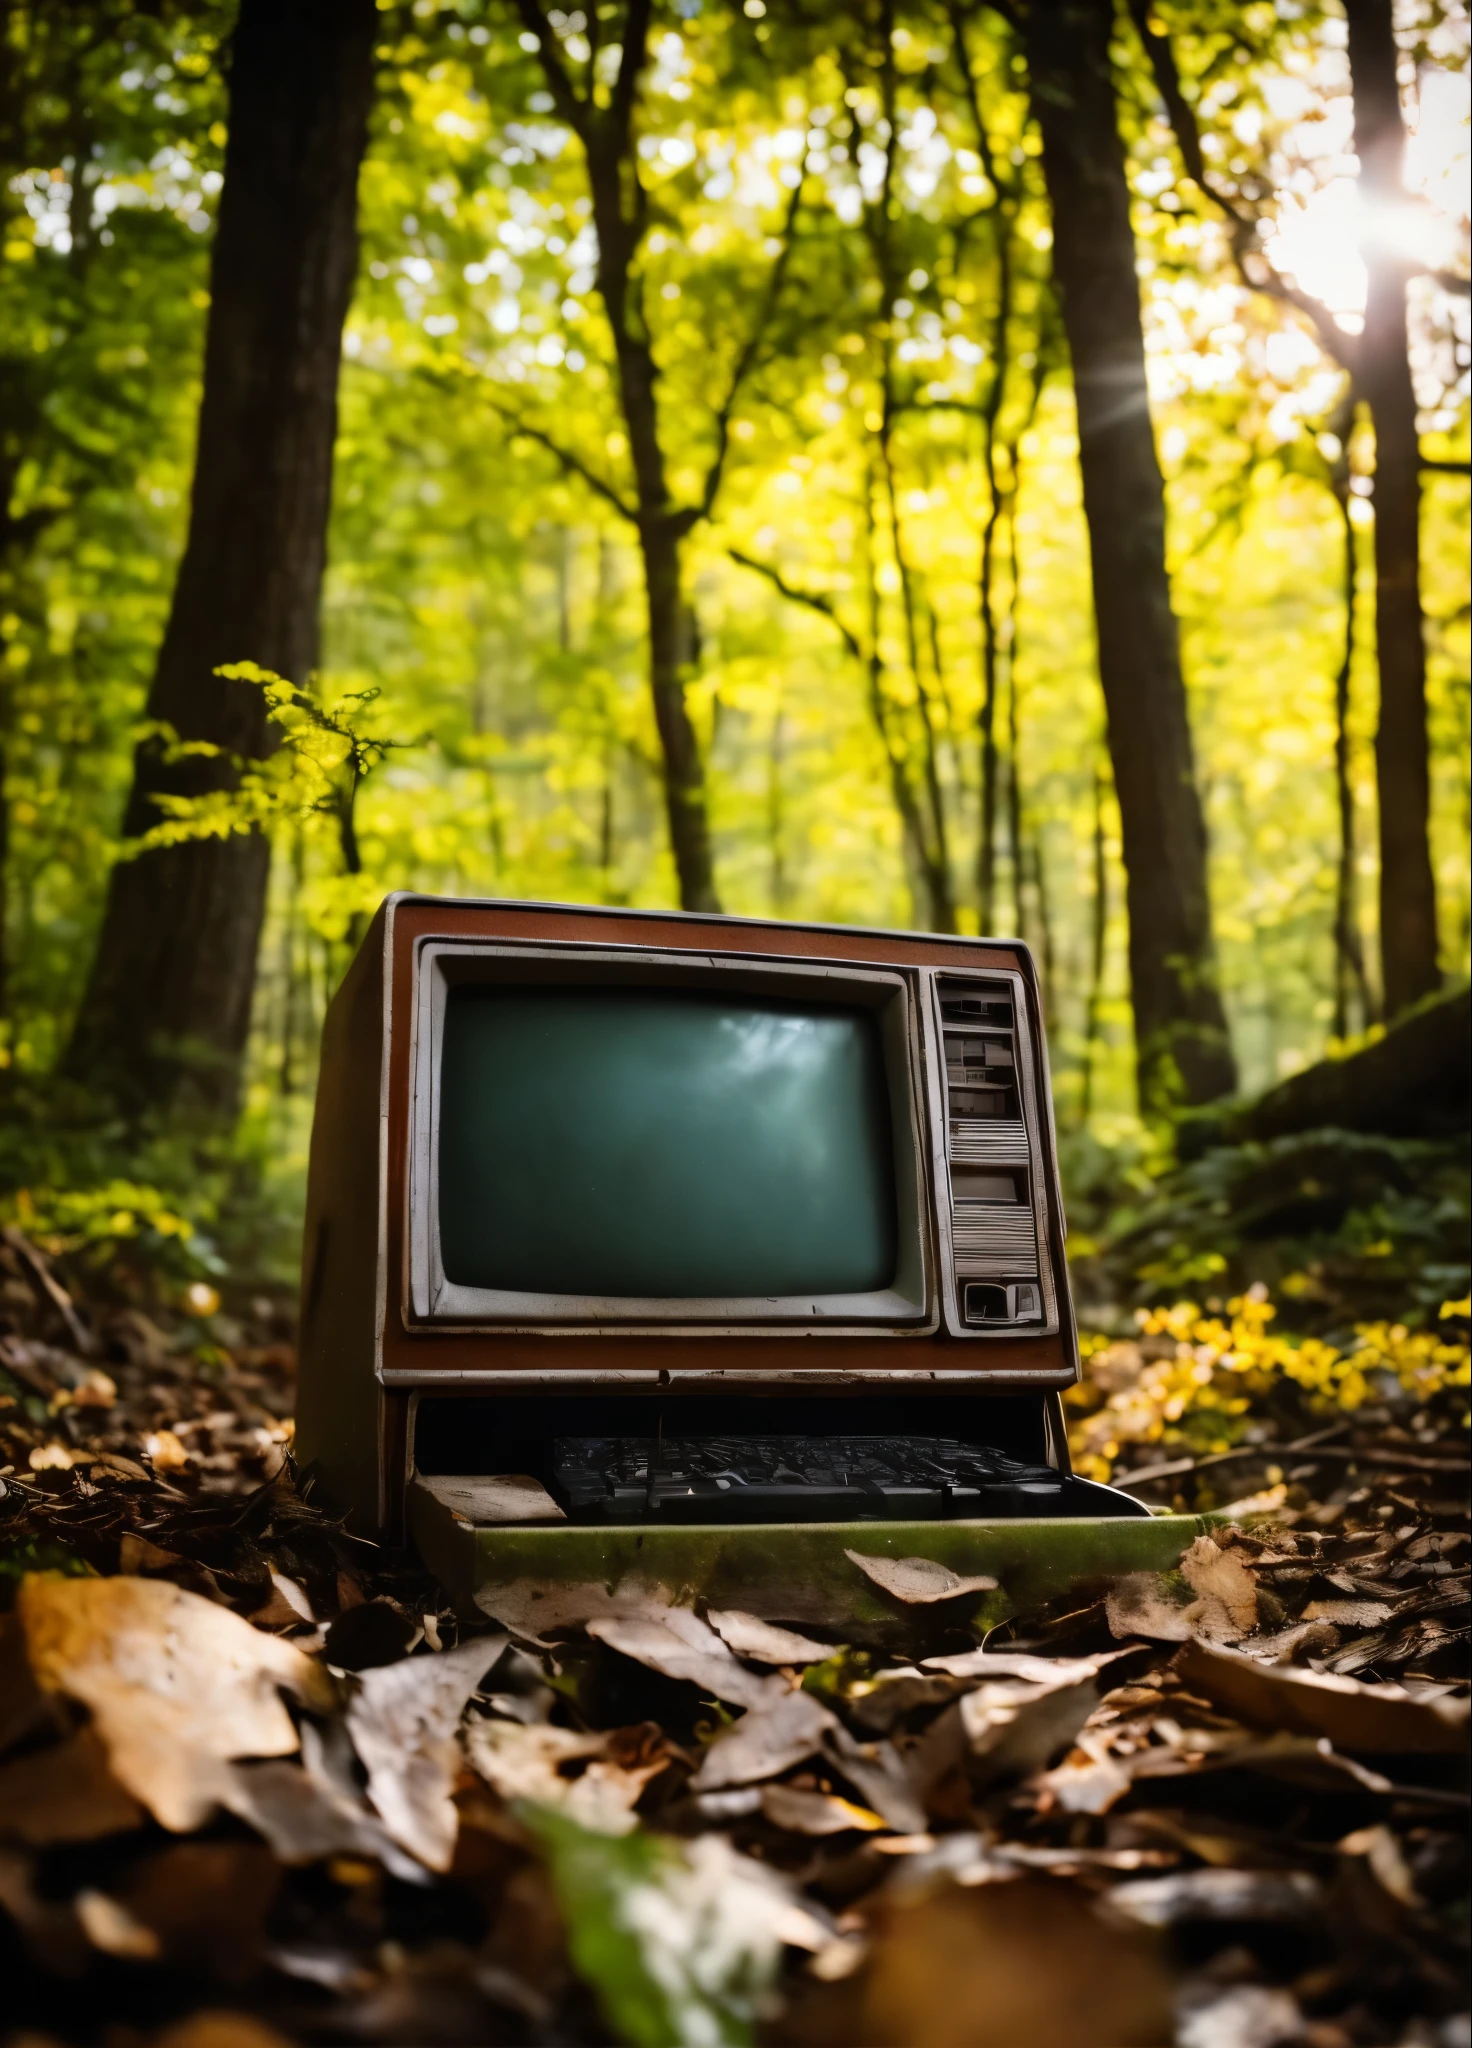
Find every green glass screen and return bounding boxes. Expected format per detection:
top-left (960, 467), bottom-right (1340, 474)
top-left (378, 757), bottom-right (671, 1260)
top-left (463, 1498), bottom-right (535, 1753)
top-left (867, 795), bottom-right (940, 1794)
top-left (437, 987), bottom-right (898, 1298)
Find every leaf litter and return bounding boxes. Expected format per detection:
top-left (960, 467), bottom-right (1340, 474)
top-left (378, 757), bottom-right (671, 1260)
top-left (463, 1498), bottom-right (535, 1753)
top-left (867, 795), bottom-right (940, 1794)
top-left (0, 1225), bottom-right (1467, 2046)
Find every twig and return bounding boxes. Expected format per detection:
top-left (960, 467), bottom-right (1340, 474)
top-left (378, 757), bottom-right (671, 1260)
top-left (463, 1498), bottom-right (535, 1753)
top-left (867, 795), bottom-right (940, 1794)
top-left (1120, 1424), bottom-right (1468, 1488)
top-left (1121, 1423), bottom-right (1349, 1487)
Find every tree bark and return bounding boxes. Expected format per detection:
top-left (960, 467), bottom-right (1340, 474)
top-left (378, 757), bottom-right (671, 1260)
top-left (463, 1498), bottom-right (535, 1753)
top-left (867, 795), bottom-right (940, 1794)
top-left (1343, 0), bottom-right (1440, 1016)
top-left (641, 518), bottom-right (719, 912)
top-left (63, 0), bottom-right (375, 1119)
top-left (1025, 0), bottom-right (1236, 1113)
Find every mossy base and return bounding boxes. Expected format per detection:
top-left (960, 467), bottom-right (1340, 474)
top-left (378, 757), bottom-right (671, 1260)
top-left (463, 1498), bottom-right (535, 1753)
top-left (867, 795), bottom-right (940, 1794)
top-left (408, 1478), bottom-right (1215, 1643)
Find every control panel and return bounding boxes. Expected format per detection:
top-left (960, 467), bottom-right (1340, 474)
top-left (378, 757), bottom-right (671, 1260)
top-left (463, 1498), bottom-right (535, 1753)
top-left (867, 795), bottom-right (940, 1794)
top-left (928, 972), bottom-right (1059, 1337)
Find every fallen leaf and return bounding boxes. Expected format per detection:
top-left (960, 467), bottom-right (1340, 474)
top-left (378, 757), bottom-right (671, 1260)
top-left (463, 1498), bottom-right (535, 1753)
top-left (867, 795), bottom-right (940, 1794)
top-left (1178, 1637), bottom-right (1471, 1753)
top-left (706, 1609), bottom-right (832, 1665)
top-left (1175, 1982), bottom-right (1303, 2048)
top-left (269, 1569), bottom-right (314, 1620)
top-left (16, 1573), bottom-right (334, 1830)
top-left (148, 2015), bottom-right (298, 2048)
top-left (118, 1534), bottom-right (183, 1574)
top-left (75, 1886), bottom-right (161, 1959)
top-left (1179, 1536), bottom-right (1258, 1642)
top-left (424, 1472), bottom-right (567, 1523)
top-left (464, 1717), bottom-right (665, 1836)
top-left (1104, 1573), bottom-right (1192, 1643)
top-left (844, 1550), bottom-right (999, 1605)
top-left (587, 1603), bottom-right (780, 1709)
top-left (0, 1727), bottom-right (143, 1844)
top-left (1301, 1597), bottom-right (1396, 1628)
top-left (475, 1572), bottom-right (683, 1642)
top-left (760, 1784), bottom-right (888, 1834)
top-left (910, 1647), bottom-right (1150, 1799)
top-left (28, 1443), bottom-right (78, 1471)
top-left (1036, 1745), bottom-right (1133, 1815)
top-left (920, 1648), bottom-right (1131, 1683)
top-left (526, 1804), bottom-right (829, 2048)
top-left (793, 1877), bottom-right (1172, 2048)
top-left (820, 1722), bottom-right (928, 1833)
top-left (347, 1634), bottom-right (508, 1870)
top-left (144, 1429), bottom-right (191, 1472)
top-left (690, 1686), bottom-right (839, 1791)
top-left (223, 1720), bottom-right (425, 1884)
top-left (1104, 1868), bottom-right (1324, 1927)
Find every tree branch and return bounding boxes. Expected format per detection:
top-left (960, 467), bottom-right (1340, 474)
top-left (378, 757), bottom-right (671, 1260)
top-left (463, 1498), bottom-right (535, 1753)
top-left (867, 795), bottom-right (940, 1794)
top-left (512, 0), bottom-right (588, 138)
top-left (727, 548), bottom-right (864, 665)
top-left (1421, 455), bottom-right (1471, 475)
top-left (691, 157), bottom-right (808, 526)
top-left (1122, 0), bottom-right (1359, 376)
top-left (486, 399), bottom-right (638, 523)
top-left (610, 0), bottom-right (653, 148)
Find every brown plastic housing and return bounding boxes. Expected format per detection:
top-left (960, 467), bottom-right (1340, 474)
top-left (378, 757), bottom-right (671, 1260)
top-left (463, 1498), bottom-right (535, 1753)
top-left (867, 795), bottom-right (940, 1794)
top-left (294, 895), bottom-right (1081, 1535)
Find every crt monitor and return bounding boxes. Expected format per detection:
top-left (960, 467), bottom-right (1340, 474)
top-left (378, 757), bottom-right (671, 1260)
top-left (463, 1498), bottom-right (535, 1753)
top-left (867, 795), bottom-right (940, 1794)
top-left (294, 893), bottom-right (1144, 1538)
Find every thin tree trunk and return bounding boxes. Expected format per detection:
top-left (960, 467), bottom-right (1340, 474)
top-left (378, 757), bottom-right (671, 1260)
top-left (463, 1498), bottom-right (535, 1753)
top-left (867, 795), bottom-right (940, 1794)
top-left (1330, 470), bottom-right (1372, 1037)
top-left (1343, 0), bottom-right (1440, 1015)
top-left (64, 0), bottom-right (375, 1119)
top-left (1026, 0), bottom-right (1236, 1113)
top-left (879, 438), bottom-right (956, 932)
top-left (639, 521), bottom-right (718, 911)
top-left (1081, 760), bottom-right (1109, 1124)
top-left (767, 696), bottom-right (788, 918)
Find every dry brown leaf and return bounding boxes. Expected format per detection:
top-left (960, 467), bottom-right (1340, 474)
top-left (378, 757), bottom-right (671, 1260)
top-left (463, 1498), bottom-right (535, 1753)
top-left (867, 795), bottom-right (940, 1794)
top-left (586, 1604), bottom-right (781, 1709)
top-left (761, 1783), bottom-right (888, 1835)
top-left (911, 1647), bottom-right (1148, 1798)
top-left (819, 1723), bottom-right (928, 1833)
top-left (75, 1887), bottom-right (161, 1960)
top-left (16, 1573), bottom-right (334, 1830)
top-left (691, 1686), bottom-right (840, 1791)
top-left (706, 1609), bottom-right (832, 1665)
top-left (1179, 1536), bottom-right (1258, 1643)
top-left (117, 1535), bottom-right (183, 1574)
top-left (475, 1572), bottom-right (681, 1640)
top-left (789, 1878), bottom-right (1171, 2047)
top-left (1178, 1637), bottom-right (1472, 1753)
top-left (464, 1717), bottom-right (665, 1834)
top-left (347, 1634), bottom-right (508, 1871)
top-left (1104, 1573), bottom-right (1192, 1643)
top-left (223, 1721), bottom-right (424, 1883)
top-left (0, 1727), bottom-right (143, 1844)
top-left (148, 2015), bottom-right (298, 2048)
top-left (845, 1666), bottom-right (965, 1731)
top-left (424, 1473), bottom-right (566, 1524)
top-left (144, 1429), bottom-right (191, 1473)
top-left (1036, 1746), bottom-right (1133, 1815)
top-left (844, 1550), bottom-right (999, 1605)
top-left (1301, 1597), bottom-right (1396, 1628)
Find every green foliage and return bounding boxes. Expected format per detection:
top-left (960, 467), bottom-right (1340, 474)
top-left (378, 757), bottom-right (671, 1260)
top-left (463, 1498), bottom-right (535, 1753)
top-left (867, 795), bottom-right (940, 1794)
top-left (1080, 1129), bottom-right (1471, 1328)
top-left (0, 0), bottom-right (1465, 1242)
top-left (522, 1803), bottom-right (786, 2048)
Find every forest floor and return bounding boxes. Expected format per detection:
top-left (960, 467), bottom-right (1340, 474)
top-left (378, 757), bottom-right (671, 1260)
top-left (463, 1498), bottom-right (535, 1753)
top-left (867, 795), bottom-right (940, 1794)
top-left (0, 1227), bottom-right (1468, 2048)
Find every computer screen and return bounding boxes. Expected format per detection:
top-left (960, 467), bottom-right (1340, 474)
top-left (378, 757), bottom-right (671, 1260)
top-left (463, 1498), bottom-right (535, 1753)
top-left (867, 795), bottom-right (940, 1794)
top-left (437, 986), bottom-right (898, 1298)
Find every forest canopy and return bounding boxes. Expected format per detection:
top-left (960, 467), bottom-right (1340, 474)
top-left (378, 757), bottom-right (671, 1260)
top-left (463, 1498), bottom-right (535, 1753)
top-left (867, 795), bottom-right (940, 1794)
top-left (0, 0), bottom-right (1467, 1173)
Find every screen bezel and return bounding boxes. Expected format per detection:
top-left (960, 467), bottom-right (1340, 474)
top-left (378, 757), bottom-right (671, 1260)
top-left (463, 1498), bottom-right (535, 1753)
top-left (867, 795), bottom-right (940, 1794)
top-left (407, 940), bottom-right (935, 1330)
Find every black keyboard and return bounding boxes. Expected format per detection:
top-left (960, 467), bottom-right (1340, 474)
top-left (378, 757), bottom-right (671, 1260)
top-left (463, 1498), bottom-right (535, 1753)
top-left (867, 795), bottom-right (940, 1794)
top-left (550, 1434), bottom-right (1066, 1523)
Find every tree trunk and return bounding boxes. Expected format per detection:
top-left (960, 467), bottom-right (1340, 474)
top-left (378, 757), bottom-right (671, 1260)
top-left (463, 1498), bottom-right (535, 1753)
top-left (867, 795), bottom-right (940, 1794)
top-left (63, 0), bottom-right (375, 1120)
top-left (640, 520), bottom-right (719, 912)
top-left (1330, 468), bottom-right (1372, 1037)
top-left (1343, 0), bottom-right (1440, 1017)
top-left (1026, 0), bottom-right (1236, 1114)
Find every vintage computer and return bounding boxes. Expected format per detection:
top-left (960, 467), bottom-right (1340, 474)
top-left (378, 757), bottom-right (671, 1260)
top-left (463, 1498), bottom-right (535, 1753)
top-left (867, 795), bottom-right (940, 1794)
top-left (295, 896), bottom-right (1190, 1626)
